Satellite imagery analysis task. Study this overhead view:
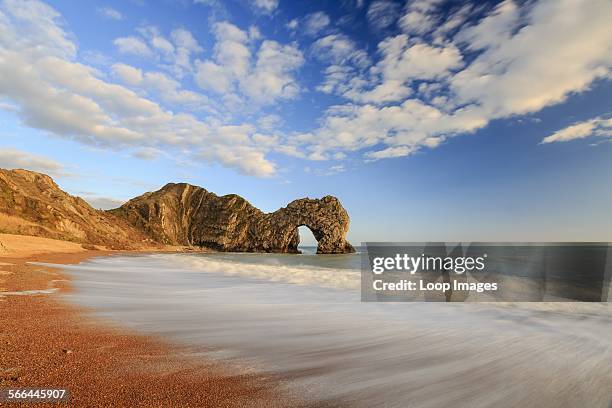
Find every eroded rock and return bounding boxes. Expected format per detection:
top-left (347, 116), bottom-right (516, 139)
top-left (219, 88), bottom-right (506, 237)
top-left (0, 169), bottom-right (355, 254)
top-left (112, 183), bottom-right (355, 254)
top-left (0, 169), bottom-right (151, 249)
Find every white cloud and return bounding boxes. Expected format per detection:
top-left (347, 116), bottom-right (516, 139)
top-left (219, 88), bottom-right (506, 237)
top-left (132, 146), bottom-right (161, 160)
top-left (112, 63), bottom-right (210, 108)
top-left (450, 0), bottom-right (612, 119)
top-left (346, 80), bottom-right (412, 104)
top-left (454, 1), bottom-right (518, 51)
top-left (306, 0), bottom-right (612, 161)
top-left (365, 146), bottom-right (415, 161)
top-left (541, 117), bottom-right (612, 144)
top-left (130, 25), bottom-right (202, 76)
top-left (143, 71), bottom-right (208, 106)
top-left (294, 99), bottom-right (484, 161)
top-left (312, 34), bottom-right (369, 67)
top-left (0, 0), bottom-right (76, 59)
top-left (303, 12), bottom-right (330, 36)
top-left (242, 40), bottom-right (303, 103)
top-left (286, 18), bottom-right (298, 30)
top-left (194, 21), bottom-right (303, 105)
top-left (0, 148), bottom-right (70, 177)
top-left (251, 132), bottom-right (278, 146)
top-left (151, 35), bottom-right (174, 55)
top-left (257, 114), bottom-right (282, 130)
top-left (2, 0), bottom-right (611, 177)
top-left (248, 25), bottom-right (261, 41)
top-left (0, 0), bottom-right (277, 177)
top-left (398, 0), bottom-right (443, 36)
top-left (211, 22), bottom-right (250, 78)
top-left (316, 33), bottom-right (462, 105)
top-left (114, 36), bottom-right (153, 57)
top-left (304, 164), bottom-right (347, 176)
top-left (194, 61), bottom-right (232, 93)
top-left (170, 28), bottom-right (202, 74)
top-left (326, 164), bottom-right (345, 175)
top-left (198, 144), bottom-right (275, 177)
top-left (312, 35), bottom-right (374, 100)
top-left (367, 0), bottom-right (400, 31)
top-left (374, 35), bottom-right (463, 82)
top-left (251, 0), bottom-right (278, 14)
top-left (111, 63), bottom-right (143, 85)
top-left (96, 6), bottom-right (122, 21)
top-left (433, 4), bottom-right (472, 39)
top-left (81, 50), bottom-right (112, 67)
top-left (194, 22), bottom-right (251, 95)
top-left (316, 64), bottom-right (355, 94)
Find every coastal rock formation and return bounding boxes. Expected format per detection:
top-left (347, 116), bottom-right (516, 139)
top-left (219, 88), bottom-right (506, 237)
top-left (269, 196), bottom-right (355, 254)
top-left (112, 183), bottom-right (355, 254)
top-left (0, 169), bottom-right (151, 249)
top-left (0, 169), bottom-right (355, 254)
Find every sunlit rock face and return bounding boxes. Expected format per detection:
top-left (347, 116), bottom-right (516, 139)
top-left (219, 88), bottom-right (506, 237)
top-left (113, 183), bottom-right (355, 254)
top-left (0, 169), bottom-right (151, 250)
top-left (272, 196), bottom-right (355, 254)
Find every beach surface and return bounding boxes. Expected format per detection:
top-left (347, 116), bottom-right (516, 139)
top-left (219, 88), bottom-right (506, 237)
top-left (0, 234), bottom-right (304, 407)
top-left (2, 234), bottom-right (611, 407)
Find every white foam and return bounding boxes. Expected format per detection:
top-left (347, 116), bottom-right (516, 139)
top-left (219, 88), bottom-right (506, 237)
top-left (0, 288), bottom-right (58, 296)
top-left (163, 253), bottom-right (362, 290)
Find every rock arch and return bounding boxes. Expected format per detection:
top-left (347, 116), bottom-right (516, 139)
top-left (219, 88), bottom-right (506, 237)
top-left (270, 196), bottom-right (355, 254)
top-left (114, 184), bottom-right (356, 254)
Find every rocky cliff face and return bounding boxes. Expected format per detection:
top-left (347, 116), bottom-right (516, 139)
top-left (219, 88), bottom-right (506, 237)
top-left (0, 169), bottom-right (151, 249)
top-left (0, 169), bottom-right (355, 254)
top-left (112, 183), bottom-right (355, 254)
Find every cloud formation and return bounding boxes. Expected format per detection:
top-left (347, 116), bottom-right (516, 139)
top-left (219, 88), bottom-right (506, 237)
top-left (0, 148), bottom-right (70, 177)
top-left (96, 6), bottom-right (123, 21)
top-left (307, 0), bottom-right (612, 160)
top-left (0, 0), bottom-right (611, 179)
top-left (194, 21), bottom-right (303, 105)
top-left (303, 12), bottom-right (330, 36)
top-left (114, 36), bottom-right (153, 57)
top-left (0, 0), bottom-right (278, 176)
top-left (250, 0), bottom-right (278, 14)
top-left (366, 0), bottom-right (400, 31)
top-left (126, 25), bottom-right (203, 76)
top-left (542, 117), bottom-right (612, 144)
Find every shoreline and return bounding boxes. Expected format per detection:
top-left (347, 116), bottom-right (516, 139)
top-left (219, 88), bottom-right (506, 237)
top-left (0, 234), bottom-right (306, 407)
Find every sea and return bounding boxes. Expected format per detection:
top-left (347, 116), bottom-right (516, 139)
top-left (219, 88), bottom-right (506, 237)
top-left (47, 247), bottom-right (612, 407)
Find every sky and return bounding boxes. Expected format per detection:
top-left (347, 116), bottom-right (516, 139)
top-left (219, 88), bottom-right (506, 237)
top-left (0, 0), bottom-right (611, 244)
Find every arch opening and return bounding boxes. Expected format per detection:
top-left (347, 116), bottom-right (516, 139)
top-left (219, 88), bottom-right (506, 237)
top-left (297, 225), bottom-right (318, 254)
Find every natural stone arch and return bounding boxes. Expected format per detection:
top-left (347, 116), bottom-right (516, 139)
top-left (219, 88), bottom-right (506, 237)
top-left (114, 184), bottom-right (355, 254)
top-left (271, 196), bottom-right (355, 254)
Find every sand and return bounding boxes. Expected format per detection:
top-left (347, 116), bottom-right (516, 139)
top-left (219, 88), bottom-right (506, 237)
top-left (0, 234), bottom-right (307, 407)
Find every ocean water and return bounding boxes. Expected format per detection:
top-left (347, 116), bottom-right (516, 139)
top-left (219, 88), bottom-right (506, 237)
top-left (51, 250), bottom-right (612, 407)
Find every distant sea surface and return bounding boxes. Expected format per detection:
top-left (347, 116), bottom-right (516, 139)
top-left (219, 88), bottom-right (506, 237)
top-left (53, 248), bottom-right (612, 408)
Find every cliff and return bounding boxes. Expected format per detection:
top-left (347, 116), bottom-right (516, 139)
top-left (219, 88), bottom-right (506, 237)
top-left (0, 169), bottom-right (151, 249)
top-left (111, 183), bottom-right (355, 254)
top-left (0, 169), bottom-right (355, 254)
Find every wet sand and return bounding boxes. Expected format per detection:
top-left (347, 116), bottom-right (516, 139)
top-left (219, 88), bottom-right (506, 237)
top-left (0, 235), bottom-right (305, 407)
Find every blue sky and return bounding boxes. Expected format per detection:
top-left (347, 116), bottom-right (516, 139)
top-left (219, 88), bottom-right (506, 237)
top-left (0, 0), bottom-right (611, 244)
